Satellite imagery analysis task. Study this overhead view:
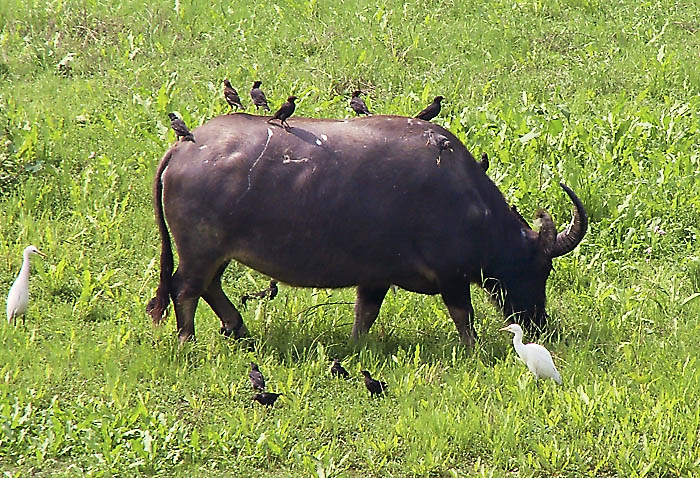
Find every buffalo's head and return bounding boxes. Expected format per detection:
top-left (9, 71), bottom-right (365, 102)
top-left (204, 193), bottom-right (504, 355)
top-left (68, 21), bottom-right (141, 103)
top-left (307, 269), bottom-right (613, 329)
top-left (486, 183), bottom-right (587, 333)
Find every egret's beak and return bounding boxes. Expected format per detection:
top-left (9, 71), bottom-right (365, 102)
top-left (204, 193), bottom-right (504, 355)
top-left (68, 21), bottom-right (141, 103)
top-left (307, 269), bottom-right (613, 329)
top-left (499, 326), bottom-right (510, 331)
top-left (36, 250), bottom-right (47, 258)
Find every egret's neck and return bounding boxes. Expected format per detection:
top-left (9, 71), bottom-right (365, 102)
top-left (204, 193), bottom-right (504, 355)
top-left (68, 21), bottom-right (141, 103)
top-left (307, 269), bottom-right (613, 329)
top-left (512, 334), bottom-right (527, 360)
top-left (19, 251), bottom-right (32, 279)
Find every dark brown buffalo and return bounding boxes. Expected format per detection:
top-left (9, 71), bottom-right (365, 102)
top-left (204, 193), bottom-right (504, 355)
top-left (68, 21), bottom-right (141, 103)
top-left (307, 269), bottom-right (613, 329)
top-left (147, 113), bottom-right (587, 346)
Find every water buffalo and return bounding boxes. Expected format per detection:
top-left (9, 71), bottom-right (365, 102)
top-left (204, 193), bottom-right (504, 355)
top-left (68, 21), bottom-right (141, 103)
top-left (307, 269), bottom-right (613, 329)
top-left (147, 113), bottom-right (587, 346)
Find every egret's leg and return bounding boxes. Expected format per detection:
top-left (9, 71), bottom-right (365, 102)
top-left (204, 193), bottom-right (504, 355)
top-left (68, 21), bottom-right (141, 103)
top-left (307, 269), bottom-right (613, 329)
top-left (351, 285), bottom-right (390, 340)
top-left (440, 281), bottom-right (477, 348)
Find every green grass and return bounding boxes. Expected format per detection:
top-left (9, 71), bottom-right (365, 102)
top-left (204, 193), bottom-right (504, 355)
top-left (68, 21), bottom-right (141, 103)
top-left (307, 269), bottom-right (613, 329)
top-left (1, 0), bottom-right (700, 476)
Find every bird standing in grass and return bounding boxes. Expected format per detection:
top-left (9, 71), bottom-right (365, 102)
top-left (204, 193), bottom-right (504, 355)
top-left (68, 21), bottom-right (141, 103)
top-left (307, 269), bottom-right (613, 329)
top-left (168, 113), bottom-right (195, 142)
top-left (479, 152), bottom-right (489, 172)
top-left (501, 323), bottom-right (562, 385)
top-left (252, 392), bottom-right (282, 407)
top-left (250, 81), bottom-right (270, 111)
top-left (268, 96), bottom-right (297, 129)
top-left (350, 90), bottom-right (371, 116)
top-left (223, 79), bottom-right (244, 111)
top-left (361, 370), bottom-right (388, 396)
top-left (330, 358), bottom-right (350, 379)
top-left (6, 245), bottom-right (46, 326)
top-left (415, 96), bottom-right (444, 121)
top-left (249, 362), bottom-right (266, 391)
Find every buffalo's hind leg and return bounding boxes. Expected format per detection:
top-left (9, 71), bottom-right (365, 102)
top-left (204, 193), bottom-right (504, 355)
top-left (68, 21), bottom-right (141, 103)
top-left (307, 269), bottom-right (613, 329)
top-left (201, 261), bottom-right (248, 339)
top-left (170, 265), bottom-right (206, 343)
top-left (351, 285), bottom-right (390, 340)
top-left (440, 280), bottom-right (477, 348)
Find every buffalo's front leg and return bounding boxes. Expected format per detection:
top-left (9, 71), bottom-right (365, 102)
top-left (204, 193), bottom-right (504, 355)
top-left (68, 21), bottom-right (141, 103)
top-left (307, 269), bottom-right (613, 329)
top-left (201, 262), bottom-right (248, 339)
top-left (351, 285), bottom-right (389, 340)
top-left (440, 281), bottom-right (477, 348)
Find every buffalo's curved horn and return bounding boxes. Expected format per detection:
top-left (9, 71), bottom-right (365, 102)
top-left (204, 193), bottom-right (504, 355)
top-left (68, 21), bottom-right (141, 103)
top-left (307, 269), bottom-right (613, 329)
top-left (550, 183), bottom-right (588, 258)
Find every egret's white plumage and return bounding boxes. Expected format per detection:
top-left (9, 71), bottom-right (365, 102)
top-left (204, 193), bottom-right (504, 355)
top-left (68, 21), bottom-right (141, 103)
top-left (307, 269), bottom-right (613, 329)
top-left (501, 323), bottom-right (562, 385)
top-left (6, 245), bottom-right (45, 325)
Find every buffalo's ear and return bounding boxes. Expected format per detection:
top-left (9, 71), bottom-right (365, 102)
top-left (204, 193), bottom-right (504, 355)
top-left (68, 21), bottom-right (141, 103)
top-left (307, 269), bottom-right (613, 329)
top-left (534, 209), bottom-right (556, 256)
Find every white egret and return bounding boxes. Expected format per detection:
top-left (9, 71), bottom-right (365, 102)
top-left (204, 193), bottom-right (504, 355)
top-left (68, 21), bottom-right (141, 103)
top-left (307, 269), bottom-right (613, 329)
top-left (501, 323), bottom-right (562, 385)
top-left (6, 245), bottom-right (46, 325)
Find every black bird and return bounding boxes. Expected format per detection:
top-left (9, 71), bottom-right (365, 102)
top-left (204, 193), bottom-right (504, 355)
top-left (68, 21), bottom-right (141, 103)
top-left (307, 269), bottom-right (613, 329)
top-left (268, 96), bottom-right (297, 129)
top-left (249, 362), bottom-right (266, 391)
top-left (250, 81), bottom-right (270, 111)
top-left (479, 152), bottom-right (489, 172)
top-left (223, 79), bottom-right (244, 111)
top-left (415, 96), bottom-right (444, 121)
top-left (330, 358), bottom-right (350, 379)
top-left (350, 90), bottom-right (371, 116)
top-left (361, 370), bottom-right (388, 397)
top-left (168, 112), bottom-right (195, 142)
top-left (241, 280), bottom-right (279, 307)
top-left (252, 392), bottom-right (283, 407)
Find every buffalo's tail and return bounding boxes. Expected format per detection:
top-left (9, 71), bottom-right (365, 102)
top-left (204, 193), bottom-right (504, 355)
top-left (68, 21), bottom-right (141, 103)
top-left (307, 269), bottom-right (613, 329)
top-left (146, 147), bottom-right (175, 323)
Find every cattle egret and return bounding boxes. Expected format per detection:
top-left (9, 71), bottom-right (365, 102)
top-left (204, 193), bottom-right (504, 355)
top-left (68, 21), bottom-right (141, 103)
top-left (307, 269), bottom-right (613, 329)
top-left (501, 324), bottom-right (562, 385)
top-left (6, 245), bottom-right (46, 325)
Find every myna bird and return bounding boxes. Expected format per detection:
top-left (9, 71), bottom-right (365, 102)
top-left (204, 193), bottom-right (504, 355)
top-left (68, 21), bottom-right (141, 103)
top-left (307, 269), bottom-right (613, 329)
top-left (268, 96), bottom-right (297, 129)
top-left (252, 392), bottom-right (283, 407)
top-left (361, 370), bottom-right (388, 397)
top-left (350, 90), bottom-right (371, 116)
top-left (250, 81), bottom-right (270, 111)
top-left (479, 152), bottom-right (489, 172)
top-left (330, 358), bottom-right (350, 379)
top-left (424, 130), bottom-right (452, 166)
top-left (168, 112), bottom-right (195, 142)
top-left (241, 280), bottom-right (279, 307)
top-left (415, 96), bottom-right (444, 121)
top-left (223, 79), bottom-right (244, 111)
top-left (249, 362), bottom-right (266, 391)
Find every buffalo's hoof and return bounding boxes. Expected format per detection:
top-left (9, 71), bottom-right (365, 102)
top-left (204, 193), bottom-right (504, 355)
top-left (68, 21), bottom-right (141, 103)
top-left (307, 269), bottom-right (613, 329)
top-left (220, 323), bottom-right (249, 339)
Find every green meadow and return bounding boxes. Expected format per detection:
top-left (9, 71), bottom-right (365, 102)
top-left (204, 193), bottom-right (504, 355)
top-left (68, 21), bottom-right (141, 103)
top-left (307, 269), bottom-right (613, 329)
top-left (1, 0), bottom-right (699, 476)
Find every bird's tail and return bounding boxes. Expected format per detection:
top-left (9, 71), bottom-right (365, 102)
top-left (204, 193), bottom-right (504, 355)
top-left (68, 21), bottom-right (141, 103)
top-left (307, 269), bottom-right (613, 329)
top-left (146, 147), bottom-right (176, 324)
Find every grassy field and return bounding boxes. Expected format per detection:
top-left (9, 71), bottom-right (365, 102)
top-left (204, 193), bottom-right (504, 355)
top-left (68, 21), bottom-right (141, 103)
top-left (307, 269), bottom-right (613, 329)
top-left (1, 0), bottom-right (700, 476)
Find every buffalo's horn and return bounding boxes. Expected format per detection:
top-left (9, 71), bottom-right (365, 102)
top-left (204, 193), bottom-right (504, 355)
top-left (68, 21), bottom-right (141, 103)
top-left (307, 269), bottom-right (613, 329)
top-left (550, 183), bottom-right (588, 258)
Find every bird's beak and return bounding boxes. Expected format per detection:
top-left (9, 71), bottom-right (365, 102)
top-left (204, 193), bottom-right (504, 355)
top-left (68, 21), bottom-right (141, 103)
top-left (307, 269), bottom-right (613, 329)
top-left (499, 326), bottom-right (510, 331)
top-left (36, 250), bottom-right (47, 258)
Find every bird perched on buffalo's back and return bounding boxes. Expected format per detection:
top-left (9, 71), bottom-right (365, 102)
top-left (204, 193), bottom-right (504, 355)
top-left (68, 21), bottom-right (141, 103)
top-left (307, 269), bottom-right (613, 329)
top-left (361, 370), bottom-right (388, 397)
top-left (268, 96), bottom-right (297, 129)
top-left (249, 362), bottom-right (266, 391)
top-left (479, 152), bottom-right (489, 172)
top-left (424, 130), bottom-right (452, 166)
top-left (223, 79), bottom-right (244, 111)
top-left (250, 81), bottom-right (270, 111)
top-left (168, 112), bottom-right (195, 142)
top-left (330, 358), bottom-right (350, 379)
top-left (350, 90), bottom-right (371, 116)
top-left (415, 96), bottom-right (444, 121)
top-left (252, 392), bottom-right (283, 407)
